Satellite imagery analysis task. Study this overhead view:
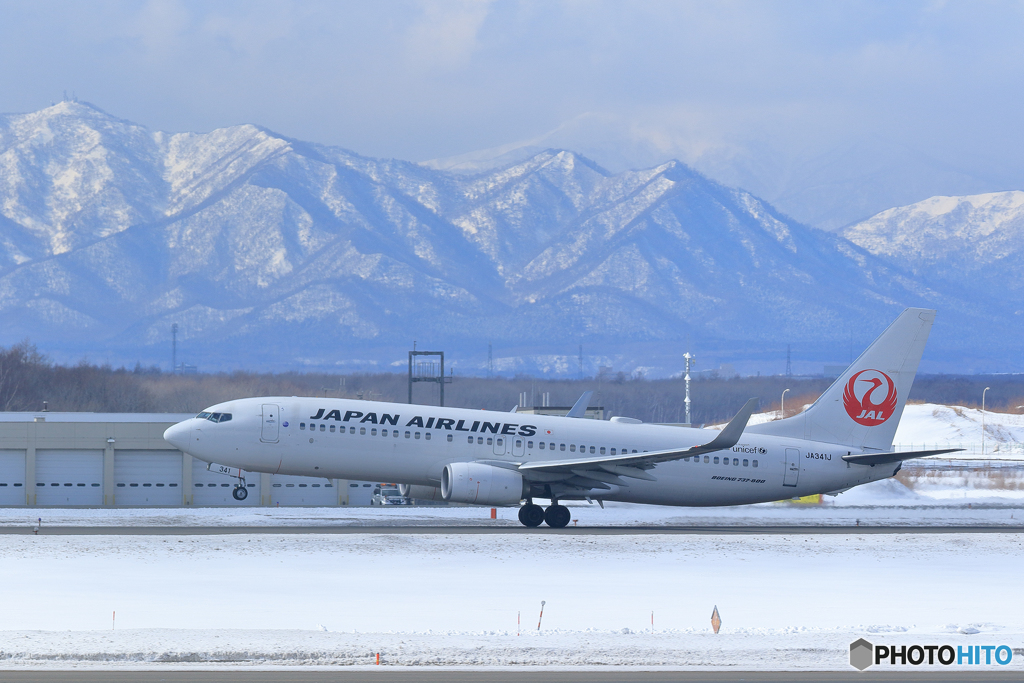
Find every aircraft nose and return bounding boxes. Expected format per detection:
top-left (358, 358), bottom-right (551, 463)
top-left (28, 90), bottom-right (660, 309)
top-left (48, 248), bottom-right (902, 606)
top-left (164, 420), bottom-right (192, 452)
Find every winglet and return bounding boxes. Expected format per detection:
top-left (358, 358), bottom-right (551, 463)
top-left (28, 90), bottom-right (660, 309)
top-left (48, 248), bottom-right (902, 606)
top-left (566, 391), bottom-right (594, 418)
top-left (698, 398), bottom-right (758, 452)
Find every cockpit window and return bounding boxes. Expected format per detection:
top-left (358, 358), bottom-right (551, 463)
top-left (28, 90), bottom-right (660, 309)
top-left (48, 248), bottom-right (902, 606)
top-left (197, 412), bottom-right (232, 423)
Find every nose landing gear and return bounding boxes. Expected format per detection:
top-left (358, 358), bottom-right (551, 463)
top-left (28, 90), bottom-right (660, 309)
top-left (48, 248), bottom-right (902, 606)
top-left (517, 501), bottom-right (571, 528)
top-left (232, 484), bottom-right (248, 501)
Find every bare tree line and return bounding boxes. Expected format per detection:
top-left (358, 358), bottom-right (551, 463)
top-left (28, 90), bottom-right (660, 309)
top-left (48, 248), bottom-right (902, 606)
top-left (0, 342), bottom-right (1022, 422)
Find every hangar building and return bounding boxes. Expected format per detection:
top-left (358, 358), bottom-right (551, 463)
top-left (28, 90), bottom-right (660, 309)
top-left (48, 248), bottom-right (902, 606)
top-left (0, 412), bottom-right (375, 507)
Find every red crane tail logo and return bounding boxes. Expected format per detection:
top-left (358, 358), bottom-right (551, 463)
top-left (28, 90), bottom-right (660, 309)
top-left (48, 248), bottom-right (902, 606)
top-left (843, 370), bottom-right (897, 426)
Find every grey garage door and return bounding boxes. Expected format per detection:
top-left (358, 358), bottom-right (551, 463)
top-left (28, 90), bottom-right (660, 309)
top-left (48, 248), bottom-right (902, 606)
top-left (36, 450), bottom-right (103, 505)
top-left (346, 481), bottom-right (375, 506)
top-left (270, 475), bottom-right (337, 506)
top-left (114, 451), bottom-right (183, 506)
top-left (191, 458), bottom-right (259, 506)
top-left (0, 450), bottom-right (26, 506)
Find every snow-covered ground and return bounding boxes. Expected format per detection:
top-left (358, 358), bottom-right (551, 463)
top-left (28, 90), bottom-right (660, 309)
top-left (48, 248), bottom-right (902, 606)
top-left (729, 403), bottom-right (1024, 459)
top-left (1, 475), bottom-right (1022, 528)
top-left (0, 532), bottom-right (1021, 671)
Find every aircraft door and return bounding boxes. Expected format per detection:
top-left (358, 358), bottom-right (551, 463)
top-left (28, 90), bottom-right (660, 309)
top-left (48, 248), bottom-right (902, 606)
top-left (261, 404), bottom-right (281, 443)
top-left (783, 448), bottom-right (800, 486)
top-left (512, 436), bottom-right (526, 458)
top-left (492, 435), bottom-right (507, 456)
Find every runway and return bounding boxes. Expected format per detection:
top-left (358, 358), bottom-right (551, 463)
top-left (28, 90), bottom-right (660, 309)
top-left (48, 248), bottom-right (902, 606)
top-left (1, 670), bottom-right (1020, 683)
top-left (0, 524), bottom-right (1021, 535)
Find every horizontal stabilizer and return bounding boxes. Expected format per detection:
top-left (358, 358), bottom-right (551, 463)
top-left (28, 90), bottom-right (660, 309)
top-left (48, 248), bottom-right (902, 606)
top-left (842, 448), bottom-right (964, 466)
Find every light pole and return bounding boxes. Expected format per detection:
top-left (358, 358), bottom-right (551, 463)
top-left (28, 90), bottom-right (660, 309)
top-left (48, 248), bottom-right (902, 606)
top-left (781, 388), bottom-right (790, 419)
top-left (982, 387), bottom-right (991, 456)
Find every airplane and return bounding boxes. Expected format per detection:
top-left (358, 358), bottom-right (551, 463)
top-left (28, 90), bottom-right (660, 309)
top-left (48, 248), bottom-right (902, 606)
top-left (163, 308), bottom-right (958, 527)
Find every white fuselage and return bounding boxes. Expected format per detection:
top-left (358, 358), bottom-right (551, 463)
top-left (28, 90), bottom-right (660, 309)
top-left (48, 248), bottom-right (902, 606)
top-left (165, 396), bottom-right (896, 507)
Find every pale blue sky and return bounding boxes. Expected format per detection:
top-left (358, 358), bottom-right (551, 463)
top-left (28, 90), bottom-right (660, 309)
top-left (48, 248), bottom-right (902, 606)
top-left (2, 1), bottom-right (1022, 225)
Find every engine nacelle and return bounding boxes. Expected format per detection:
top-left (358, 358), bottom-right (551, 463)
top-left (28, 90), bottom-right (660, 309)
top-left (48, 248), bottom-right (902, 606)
top-left (398, 484), bottom-right (443, 501)
top-left (441, 462), bottom-right (525, 505)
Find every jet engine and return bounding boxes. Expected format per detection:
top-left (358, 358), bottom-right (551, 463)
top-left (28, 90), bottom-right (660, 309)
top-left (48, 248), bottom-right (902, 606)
top-left (441, 462), bottom-right (525, 505)
top-left (398, 484), bottom-right (443, 501)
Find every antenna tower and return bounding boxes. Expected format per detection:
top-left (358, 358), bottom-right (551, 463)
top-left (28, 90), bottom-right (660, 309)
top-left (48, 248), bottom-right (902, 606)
top-left (785, 344), bottom-right (792, 377)
top-left (684, 352), bottom-right (694, 426)
top-left (487, 343), bottom-right (493, 378)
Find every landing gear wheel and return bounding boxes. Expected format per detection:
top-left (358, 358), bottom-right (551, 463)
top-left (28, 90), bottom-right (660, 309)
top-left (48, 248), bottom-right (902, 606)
top-left (544, 504), bottom-right (571, 528)
top-left (232, 485), bottom-right (248, 501)
top-left (518, 503), bottom-right (545, 527)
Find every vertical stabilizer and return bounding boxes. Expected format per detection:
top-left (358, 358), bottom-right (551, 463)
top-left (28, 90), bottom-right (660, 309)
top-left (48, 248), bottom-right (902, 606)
top-left (748, 308), bottom-right (935, 451)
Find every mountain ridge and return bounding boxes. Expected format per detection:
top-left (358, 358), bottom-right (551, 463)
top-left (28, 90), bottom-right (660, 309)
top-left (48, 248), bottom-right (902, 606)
top-left (0, 102), bottom-right (1016, 375)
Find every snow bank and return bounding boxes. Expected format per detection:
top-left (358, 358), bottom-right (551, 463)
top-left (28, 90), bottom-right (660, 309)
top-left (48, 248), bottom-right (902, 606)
top-left (1, 627), bottom-right (1017, 670)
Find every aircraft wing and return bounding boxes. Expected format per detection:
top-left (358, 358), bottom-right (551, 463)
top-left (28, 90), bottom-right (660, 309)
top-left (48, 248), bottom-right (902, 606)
top-left (517, 398), bottom-right (759, 480)
top-left (842, 448), bottom-right (964, 466)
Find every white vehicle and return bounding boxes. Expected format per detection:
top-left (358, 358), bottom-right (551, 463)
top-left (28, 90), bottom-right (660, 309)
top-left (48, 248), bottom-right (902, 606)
top-left (372, 483), bottom-right (408, 506)
top-left (165, 309), bottom-right (956, 527)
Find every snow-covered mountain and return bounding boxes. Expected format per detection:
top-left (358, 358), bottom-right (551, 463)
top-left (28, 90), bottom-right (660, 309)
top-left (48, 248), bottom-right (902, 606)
top-left (842, 191), bottom-right (1024, 304)
top-left (0, 103), bottom-right (1015, 373)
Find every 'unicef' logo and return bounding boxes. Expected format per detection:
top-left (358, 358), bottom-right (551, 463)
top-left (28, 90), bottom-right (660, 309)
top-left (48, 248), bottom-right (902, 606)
top-left (843, 369), bottom-right (897, 426)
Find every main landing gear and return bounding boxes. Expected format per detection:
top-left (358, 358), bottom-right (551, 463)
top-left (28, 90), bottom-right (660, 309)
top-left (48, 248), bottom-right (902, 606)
top-left (518, 501), bottom-right (571, 528)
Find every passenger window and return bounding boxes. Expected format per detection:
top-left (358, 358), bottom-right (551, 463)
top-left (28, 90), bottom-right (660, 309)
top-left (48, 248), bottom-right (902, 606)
top-left (330, 425), bottom-right (336, 433)
top-left (496, 438), bottom-right (503, 447)
top-left (704, 455), bottom-right (709, 463)
top-left (487, 437), bottom-right (493, 445)
top-left (600, 447), bottom-right (605, 454)
top-left (590, 446), bottom-right (595, 454)
top-left (405, 431), bottom-right (410, 438)
top-left (560, 443), bottom-right (566, 451)
top-left (319, 424), bottom-right (325, 432)
top-left (425, 433), bottom-right (431, 440)
top-left (516, 440), bottom-right (522, 447)
top-left (611, 448), bottom-right (616, 455)
top-left (753, 460), bottom-right (758, 467)
top-left (478, 437), bottom-right (484, 444)
top-left (299, 484), bottom-right (307, 488)
top-left (195, 483), bottom-right (202, 488)
top-left (743, 459), bottom-right (749, 466)
top-left (632, 449), bottom-right (637, 453)
top-left (393, 430), bottom-right (399, 437)
top-left (350, 483), bottom-right (358, 487)
top-left (447, 434), bottom-right (453, 442)
top-left (312, 484), bottom-right (320, 487)
top-left (733, 458), bottom-right (739, 465)
top-left (360, 427), bottom-right (366, 435)
top-left (350, 427), bottom-right (356, 434)
top-left (415, 432), bottom-right (420, 439)
top-left (273, 483), bottom-right (282, 487)
top-left (539, 442), bottom-right (545, 450)
top-left (143, 483), bottom-right (151, 487)
top-left (300, 423), bottom-right (306, 430)
top-left (713, 457), bottom-right (719, 464)
top-left (116, 483), bottom-right (125, 487)
top-left (130, 483), bottom-right (138, 487)
top-left (468, 436), bottom-right (474, 444)
top-left (527, 441), bottom-right (533, 448)
top-left (569, 445), bottom-right (576, 452)
top-left (371, 428), bottom-right (377, 436)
